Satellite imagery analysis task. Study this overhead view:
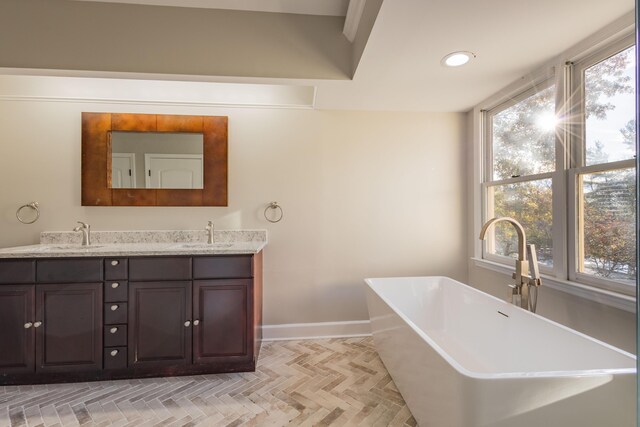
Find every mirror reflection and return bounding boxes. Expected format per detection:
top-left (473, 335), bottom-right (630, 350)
top-left (110, 131), bottom-right (204, 189)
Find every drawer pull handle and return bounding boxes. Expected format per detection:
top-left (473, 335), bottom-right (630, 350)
top-left (184, 321), bottom-right (191, 327)
top-left (111, 260), bottom-right (119, 266)
top-left (110, 350), bottom-right (119, 357)
top-left (111, 305), bottom-right (119, 311)
top-left (193, 320), bottom-right (200, 326)
top-left (24, 322), bottom-right (33, 329)
top-left (111, 283), bottom-right (119, 289)
top-left (33, 321), bottom-right (42, 328)
top-left (110, 327), bottom-right (118, 334)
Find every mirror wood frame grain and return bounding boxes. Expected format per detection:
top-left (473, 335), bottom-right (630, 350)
top-left (81, 112), bottom-right (228, 206)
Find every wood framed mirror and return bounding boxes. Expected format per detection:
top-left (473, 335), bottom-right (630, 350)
top-left (82, 112), bottom-right (228, 206)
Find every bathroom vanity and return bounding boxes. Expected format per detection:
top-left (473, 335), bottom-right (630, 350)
top-left (0, 230), bottom-right (265, 385)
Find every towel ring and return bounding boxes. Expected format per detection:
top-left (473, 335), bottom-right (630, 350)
top-left (264, 202), bottom-right (283, 223)
top-left (16, 202), bottom-right (40, 224)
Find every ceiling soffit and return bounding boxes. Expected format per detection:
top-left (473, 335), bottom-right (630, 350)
top-left (70, 0), bottom-right (350, 16)
top-left (0, 0), bottom-right (353, 80)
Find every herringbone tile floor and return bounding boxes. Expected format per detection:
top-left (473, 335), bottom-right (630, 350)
top-left (0, 337), bottom-right (416, 427)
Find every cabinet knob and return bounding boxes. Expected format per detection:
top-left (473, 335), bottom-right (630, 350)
top-left (111, 305), bottom-right (119, 311)
top-left (184, 321), bottom-right (191, 327)
top-left (110, 327), bottom-right (118, 334)
top-left (33, 321), bottom-right (42, 328)
top-left (193, 320), bottom-right (200, 326)
top-left (24, 322), bottom-right (33, 329)
top-left (111, 282), bottom-right (119, 289)
top-left (110, 350), bottom-right (119, 357)
top-left (111, 260), bottom-right (119, 266)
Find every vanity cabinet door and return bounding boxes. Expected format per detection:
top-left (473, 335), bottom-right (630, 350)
top-left (128, 281), bottom-right (192, 368)
top-left (35, 283), bottom-right (103, 373)
top-left (0, 285), bottom-right (35, 373)
top-left (193, 280), bottom-right (252, 365)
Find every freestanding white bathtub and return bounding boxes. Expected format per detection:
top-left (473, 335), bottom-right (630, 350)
top-left (364, 276), bottom-right (636, 427)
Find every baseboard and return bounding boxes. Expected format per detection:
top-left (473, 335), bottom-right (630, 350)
top-left (262, 320), bottom-right (371, 341)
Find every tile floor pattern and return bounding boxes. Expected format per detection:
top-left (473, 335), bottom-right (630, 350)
top-left (0, 337), bottom-right (416, 427)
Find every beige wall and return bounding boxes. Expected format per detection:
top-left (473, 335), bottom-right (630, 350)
top-left (465, 112), bottom-right (636, 354)
top-left (0, 98), bottom-right (468, 326)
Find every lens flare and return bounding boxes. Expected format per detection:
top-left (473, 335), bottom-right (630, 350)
top-left (536, 112), bottom-right (558, 131)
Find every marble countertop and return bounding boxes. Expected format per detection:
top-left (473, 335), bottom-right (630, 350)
top-left (0, 230), bottom-right (267, 258)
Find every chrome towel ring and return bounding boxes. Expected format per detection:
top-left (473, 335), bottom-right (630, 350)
top-left (16, 202), bottom-right (40, 224)
top-left (264, 202), bottom-right (283, 223)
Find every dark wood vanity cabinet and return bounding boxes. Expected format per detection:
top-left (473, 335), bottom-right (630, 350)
top-left (0, 252), bottom-right (263, 385)
top-left (128, 281), bottom-right (193, 368)
top-left (0, 285), bottom-right (35, 374)
top-left (35, 283), bottom-right (103, 373)
top-left (193, 279), bottom-right (252, 365)
top-left (0, 284), bottom-right (103, 374)
top-left (125, 256), bottom-right (258, 370)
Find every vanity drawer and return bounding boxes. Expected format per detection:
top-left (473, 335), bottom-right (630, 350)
top-left (105, 302), bottom-right (127, 324)
top-left (193, 256), bottom-right (253, 279)
top-left (105, 281), bottom-right (128, 302)
top-left (0, 260), bottom-right (35, 284)
top-left (104, 324), bottom-right (127, 347)
top-left (37, 259), bottom-right (103, 283)
top-left (104, 347), bottom-right (127, 370)
top-left (129, 257), bottom-right (191, 281)
top-left (105, 258), bottom-right (128, 280)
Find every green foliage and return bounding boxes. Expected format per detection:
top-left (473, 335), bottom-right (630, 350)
top-left (493, 181), bottom-right (553, 264)
top-left (583, 167), bottom-right (636, 279)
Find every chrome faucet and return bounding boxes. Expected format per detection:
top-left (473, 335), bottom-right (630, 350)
top-left (73, 221), bottom-right (91, 246)
top-left (479, 217), bottom-right (542, 312)
top-left (206, 221), bottom-right (214, 244)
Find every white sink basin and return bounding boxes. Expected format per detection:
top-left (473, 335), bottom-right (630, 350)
top-left (171, 243), bottom-right (233, 249)
top-left (45, 244), bottom-right (104, 250)
top-left (0, 244), bottom-right (104, 254)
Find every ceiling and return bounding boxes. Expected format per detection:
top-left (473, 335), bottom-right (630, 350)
top-left (72, 0), bottom-right (349, 16)
top-left (311, 0), bottom-right (635, 111)
top-left (2, 0), bottom-right (637, 112)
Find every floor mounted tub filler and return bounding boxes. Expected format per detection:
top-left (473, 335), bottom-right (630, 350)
top-left (364, 276), bottom-right (636, 427)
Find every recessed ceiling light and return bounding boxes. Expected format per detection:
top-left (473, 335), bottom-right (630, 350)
top-left (441, 51), bottom-right (476, 67)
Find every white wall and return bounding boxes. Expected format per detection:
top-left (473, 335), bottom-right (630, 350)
top-left (0, 93), bottom-right (468, 327)
top-left (465, 112), bottom-right (636, 354)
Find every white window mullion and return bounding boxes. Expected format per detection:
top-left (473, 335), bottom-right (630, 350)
top-left (567, 168), bottom-right (579, 282)
top-left (551, 61), bottom-right (572, 280)
top-left (551, 170), bottom-right (567, 279)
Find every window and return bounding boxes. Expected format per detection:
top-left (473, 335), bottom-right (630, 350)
top-left (484, 81), bottom-right (556, 271)
top-left (572, 43), bottom-right (636, 294)
top-left (480, 34), bottom-right (636, 298)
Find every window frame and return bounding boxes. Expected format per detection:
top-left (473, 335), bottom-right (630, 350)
top-left (476, 26), bottom-right (637, 305)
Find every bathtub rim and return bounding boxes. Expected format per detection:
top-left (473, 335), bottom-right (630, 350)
top-left (364, 275), bottom-right (636, 380)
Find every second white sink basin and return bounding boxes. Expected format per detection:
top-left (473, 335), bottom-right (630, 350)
top-left (171, 243), bottom-right (233, 249)
top-left (45, 244), bottom-right (104, 250)
top-left (7, 244), bottom-right (105, 253)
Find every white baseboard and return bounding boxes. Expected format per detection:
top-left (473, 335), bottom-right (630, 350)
top-left (262, 320), bottom-right (371, 341)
